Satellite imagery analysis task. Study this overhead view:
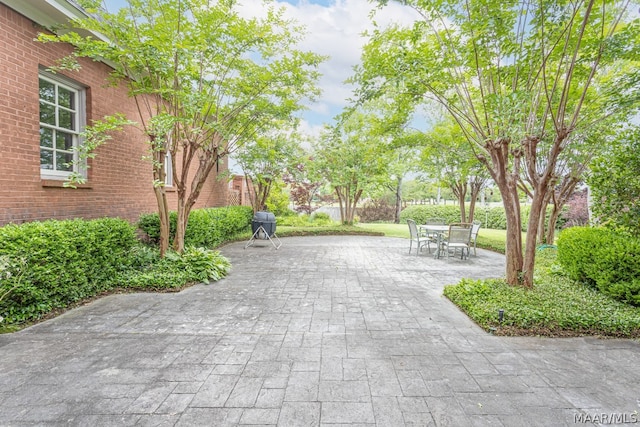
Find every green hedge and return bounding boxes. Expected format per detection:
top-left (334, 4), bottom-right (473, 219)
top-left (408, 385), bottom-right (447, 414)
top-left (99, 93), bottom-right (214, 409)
top-left (400, 204), bottom-right (565, 231)
top-left (0, 218), bottom-right (137, 323)
top-left (138, 205), bottom-right (254, 248)
top-left (557, 226), bottom-right (640, 306)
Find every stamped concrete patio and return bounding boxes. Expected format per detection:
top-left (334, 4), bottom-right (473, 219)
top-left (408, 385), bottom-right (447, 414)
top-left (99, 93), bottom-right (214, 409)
top-left (0, 235), bottom-right (638, 426)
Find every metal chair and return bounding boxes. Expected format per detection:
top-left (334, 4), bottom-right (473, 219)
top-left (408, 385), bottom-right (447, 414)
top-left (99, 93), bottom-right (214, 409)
top-left (470, 221), bottom-right (482, 256)
top-left (407, 219), bottom-right (432, 255)
top-left (440, 223), bottom-right (473, 259)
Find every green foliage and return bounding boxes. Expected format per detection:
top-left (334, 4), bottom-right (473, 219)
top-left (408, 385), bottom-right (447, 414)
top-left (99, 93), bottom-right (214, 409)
top-left (399, 205), bottom-right (461, 224)
top-left (0, 216), bottom-right (234, 326)
top-left (138, 206), bottom-right (253, 248)
top-left (265, 181), bottom-right (291, 217)
top-left (109, 246), bottom-right (230, 289)
top-left (444, 249), bottom-right (640, 337)
top-left (313, 102), bottom-right (394, 225)
top-left (277, 213), bottom-right (336, 227)
top-left (39, 0), bottom-right (325, 253)
top-left (557, 227), bottom-right (640, 305)
top-left (588, 126), bottom-right (640, 235)
top-left (0, 218), bottom-right (137, 323)
top-left (400, 204), bottom-right (565, 231)
top-left (310, 212), bottom-right (333, 225)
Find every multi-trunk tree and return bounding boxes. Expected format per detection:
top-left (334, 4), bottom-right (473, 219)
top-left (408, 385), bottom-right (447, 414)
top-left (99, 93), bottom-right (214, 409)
top-left (235, 125), bottom-right (303, 213)
top-left (39, 0), bottom-right (323, 255)
top-left (357, 0), bottom-right (640, 286)
top-left (313, 107), bottom-right (391, 225)
top-left (420, 118), bottom-right (489, 223)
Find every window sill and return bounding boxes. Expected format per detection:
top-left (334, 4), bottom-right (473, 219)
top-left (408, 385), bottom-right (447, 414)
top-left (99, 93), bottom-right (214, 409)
top-left (41, 179), bottom-right (92, 189)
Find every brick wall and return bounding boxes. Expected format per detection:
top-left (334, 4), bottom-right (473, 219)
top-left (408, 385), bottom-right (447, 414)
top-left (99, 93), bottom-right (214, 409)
top-left (0, 3), bottom-right (228, 226)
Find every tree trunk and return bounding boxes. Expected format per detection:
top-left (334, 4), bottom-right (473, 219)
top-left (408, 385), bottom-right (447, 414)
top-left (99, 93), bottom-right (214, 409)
top-left (500, 180), bottom-right (525, 286)
top-left (468, 177), bottom-right (485, 223)
top-left (335, 187), bottom-right (345, 223)
top-left (394, 177), bottom-right (402, 224)
top-left (174, 196), bottom-right (189, 254)
top-left (349, 188), bottom-right (363, 225)
top-left (153, 186), bottom-right (170, 257)
top-left (537, 191), bottom-right (552, 244)
top-left (483, 136), bottom-right (525, 287)
top-left (545, 205), bottom-right (562, 244)
top-left (450, 181), bottom-right (467, 222)
top-left (522, 187), bottom-right (548, 287)
top-left (173, 149), bottom-right (218, 253)
top-left (151, 137), bottom-right (170, 257)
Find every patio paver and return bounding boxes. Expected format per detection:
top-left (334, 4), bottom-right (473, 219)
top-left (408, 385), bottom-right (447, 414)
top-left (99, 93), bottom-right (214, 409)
top-left (0, 235), bottom-right (638, 426)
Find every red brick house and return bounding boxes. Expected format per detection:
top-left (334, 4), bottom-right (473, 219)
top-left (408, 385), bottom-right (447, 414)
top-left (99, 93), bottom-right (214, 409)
top-left (0, 0), bottom-right (228, 226)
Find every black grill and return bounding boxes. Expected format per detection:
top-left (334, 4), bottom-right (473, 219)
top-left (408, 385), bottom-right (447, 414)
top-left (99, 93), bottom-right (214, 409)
top-left (251, 211), bottom-right (276, 238)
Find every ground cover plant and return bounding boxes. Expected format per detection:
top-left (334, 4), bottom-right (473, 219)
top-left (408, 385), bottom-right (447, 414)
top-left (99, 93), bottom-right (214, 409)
top-left (443, 249), bottom-right (640, 338)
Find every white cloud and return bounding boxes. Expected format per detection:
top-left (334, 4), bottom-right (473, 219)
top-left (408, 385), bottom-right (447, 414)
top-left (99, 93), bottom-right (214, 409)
top-left (238, 0), bottom-right (420, 131)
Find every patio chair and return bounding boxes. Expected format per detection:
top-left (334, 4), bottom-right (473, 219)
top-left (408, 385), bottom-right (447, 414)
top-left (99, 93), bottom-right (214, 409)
top-left (470, 221), bottom-right (482, 256)
top-left (407, 219), bottom-right (432, 255)
top-left (439, 223), bottom-right (473, 259)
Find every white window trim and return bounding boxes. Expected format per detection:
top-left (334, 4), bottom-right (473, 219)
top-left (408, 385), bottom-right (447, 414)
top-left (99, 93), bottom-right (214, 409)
top-left (38, 69), bottom-right (87, 180)
top-left (165, 152), bottom-right (173, 187)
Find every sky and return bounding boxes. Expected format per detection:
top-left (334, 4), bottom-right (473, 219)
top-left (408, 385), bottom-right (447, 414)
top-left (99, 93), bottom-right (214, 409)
top-left (241, 0), bottom-right (420, 138)
top-left (105, 0), bottom-right (420, 139)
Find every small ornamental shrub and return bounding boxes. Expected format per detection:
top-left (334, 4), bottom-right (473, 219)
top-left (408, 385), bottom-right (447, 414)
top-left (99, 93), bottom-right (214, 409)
top-left (557, 226), bottom-right (640, 306)
top-left (358, 199), bottom-right (396, 223)
top-left (138, 205), bottom-right (253, 248)
top-left (109, 246), bottom-right (231, 289)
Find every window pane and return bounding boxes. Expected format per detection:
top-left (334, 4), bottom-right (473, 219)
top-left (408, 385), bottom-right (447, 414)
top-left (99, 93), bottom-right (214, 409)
top-left (56, 132), bottom-right (74, 151)
top-left (58, 109), bottom-right (75, 131)
top-left (40, 149), bottom-right (53, 169)
top-left (39, 79), bottom-right (55, 103)
top-left (40, 127), bottom-right (53, 148)
top-left (39, 102), bottom-right (55, 125)
top-left (58, 87), bottom-right (75, 110)
top-left (55, 151), bottom-right (73, 171)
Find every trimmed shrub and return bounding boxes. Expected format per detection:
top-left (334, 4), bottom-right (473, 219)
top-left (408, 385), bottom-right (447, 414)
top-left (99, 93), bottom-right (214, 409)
top-left (138, 206), bottom-right (253, 248)
top-left (400, 203), bottom-right (562, 231)
top-left (0, 218), bottom-right (137, 323)
top-left (399, 205), bottom-right (462, 225)
top-left (557, 226), bottom-right (640, 306)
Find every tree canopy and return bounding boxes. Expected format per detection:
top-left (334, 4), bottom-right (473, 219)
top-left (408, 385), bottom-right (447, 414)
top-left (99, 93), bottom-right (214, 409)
top-left (356, 0), bottom-right (640, 286)
top-left (39, 0), bottom-right (324, 254)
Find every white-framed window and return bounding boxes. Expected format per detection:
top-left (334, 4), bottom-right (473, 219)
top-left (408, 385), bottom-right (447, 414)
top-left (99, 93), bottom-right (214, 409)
top-left (38, 71), bottom-right (86, 179)
top-left (165, 152), bottom-right (173, 187)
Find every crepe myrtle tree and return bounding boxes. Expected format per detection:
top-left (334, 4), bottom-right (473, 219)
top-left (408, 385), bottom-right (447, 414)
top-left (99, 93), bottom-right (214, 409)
top-left (39, 0), bottom-right (324, 255)
top-left (357, 0), bottom-right (640, 286)
top-left (235, 124), bottom-right (303, 214)
top-left (419, 116), bottom-right (489, 223)
top-left (313, 107), bottom-right (391, 225)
